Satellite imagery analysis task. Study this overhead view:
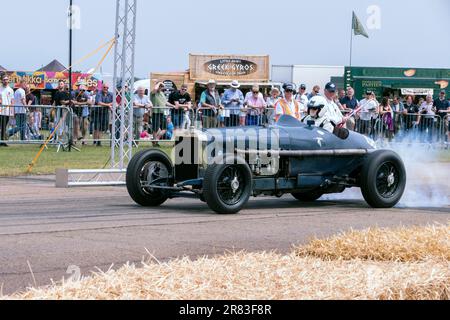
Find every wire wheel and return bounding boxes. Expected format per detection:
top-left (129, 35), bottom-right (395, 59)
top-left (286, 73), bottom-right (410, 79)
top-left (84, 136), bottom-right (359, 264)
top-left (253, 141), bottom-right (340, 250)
top-left (216, 166), bottom-right (246, 206)
top-left (375, 162), bottom-right (400, 199)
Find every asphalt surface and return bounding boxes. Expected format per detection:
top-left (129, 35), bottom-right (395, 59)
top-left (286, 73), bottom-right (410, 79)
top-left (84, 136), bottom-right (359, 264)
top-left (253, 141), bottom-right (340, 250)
top-left (0, 175), bottom-right (449, 295)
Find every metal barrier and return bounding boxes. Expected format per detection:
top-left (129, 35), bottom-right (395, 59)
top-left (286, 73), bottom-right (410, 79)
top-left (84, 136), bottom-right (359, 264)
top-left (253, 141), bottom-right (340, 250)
top-left (194, 107), bottom-right (276, 129)
top-left (0, 105), bottom-right (72, 147)
top-left (373, 113), bottom-right (443, 145)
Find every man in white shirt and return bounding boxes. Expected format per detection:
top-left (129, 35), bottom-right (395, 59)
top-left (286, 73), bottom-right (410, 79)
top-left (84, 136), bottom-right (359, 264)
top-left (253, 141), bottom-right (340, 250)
top-left (295, 84), bottom-right (309, 113)
top-left (133, 86), bottom-right (153, 141)
top-left (0, 74), bottom-right (15, 146)
top-left (358, 91), bottom-right (379, 136)
top-left (321, 82), bottom-right (344, 128)
top-left (14, 80), bottom-right (27, 141)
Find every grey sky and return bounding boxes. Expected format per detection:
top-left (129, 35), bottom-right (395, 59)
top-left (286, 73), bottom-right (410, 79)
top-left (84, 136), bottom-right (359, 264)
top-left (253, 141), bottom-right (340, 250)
top-left (2, 0), bottom-right (449, 77)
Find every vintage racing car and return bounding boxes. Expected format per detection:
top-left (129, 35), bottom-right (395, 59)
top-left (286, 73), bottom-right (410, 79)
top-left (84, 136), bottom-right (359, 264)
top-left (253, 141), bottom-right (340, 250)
top-left (126, 116), bottom-right (407, 214)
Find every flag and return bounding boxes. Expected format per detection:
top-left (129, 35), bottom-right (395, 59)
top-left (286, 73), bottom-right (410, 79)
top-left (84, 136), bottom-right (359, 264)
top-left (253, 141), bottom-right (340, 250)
top-left (352, 11), bottom-right (369, 38)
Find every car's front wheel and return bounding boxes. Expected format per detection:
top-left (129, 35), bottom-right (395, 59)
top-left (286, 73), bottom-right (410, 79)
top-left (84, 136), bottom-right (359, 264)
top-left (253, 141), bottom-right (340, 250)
top-left (126, 149), bottom-right (173, 207)
top-left (360, 150), bottom-right (406, 208)
top-left (203, 164), bottom-right (252, 214)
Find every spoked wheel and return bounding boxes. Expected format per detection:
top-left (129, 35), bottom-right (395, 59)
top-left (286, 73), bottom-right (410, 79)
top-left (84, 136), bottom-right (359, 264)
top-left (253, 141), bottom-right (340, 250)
top-left (360, 150), bottom-right (406, 208)
top-left (375, 162), bottom-right (400, 198)
top-left (126, 149), bottom-right (173, 207)
top-left (203, 163), bottom-right (252, 214)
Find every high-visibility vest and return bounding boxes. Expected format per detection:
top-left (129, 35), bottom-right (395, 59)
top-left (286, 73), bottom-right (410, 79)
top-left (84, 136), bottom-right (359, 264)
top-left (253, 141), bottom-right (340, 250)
top-left (277, 99), bottom-right (301, 120)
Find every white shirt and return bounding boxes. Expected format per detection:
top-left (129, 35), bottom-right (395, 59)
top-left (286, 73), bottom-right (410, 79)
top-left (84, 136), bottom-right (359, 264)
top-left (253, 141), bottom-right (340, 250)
top-left (359, 98), bottom-right (378, 121)
top-left (296, 94), bottom-right (309, 108)
top-left (320, 98), bottom-right (344, 125)
top-left (0, 85), bottom-right (15, 116)
top-left (419, 102), bottom-right (435, 118)
top-left (14, 88), bottom-right (26, 114)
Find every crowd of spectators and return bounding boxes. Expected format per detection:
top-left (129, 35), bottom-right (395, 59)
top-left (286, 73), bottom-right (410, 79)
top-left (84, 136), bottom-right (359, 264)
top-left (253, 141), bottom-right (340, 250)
top-left (1, 71), bottom-right (450, 147)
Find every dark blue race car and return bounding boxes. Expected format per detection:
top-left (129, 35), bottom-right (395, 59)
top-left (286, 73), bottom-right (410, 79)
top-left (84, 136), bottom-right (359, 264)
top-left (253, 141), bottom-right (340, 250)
top-left (126, 116), bottom-right (407, 214)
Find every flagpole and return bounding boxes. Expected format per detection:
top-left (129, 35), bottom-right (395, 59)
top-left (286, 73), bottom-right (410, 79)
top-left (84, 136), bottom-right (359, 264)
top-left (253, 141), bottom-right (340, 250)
top-left (349, 13), bottom-right (354, 67)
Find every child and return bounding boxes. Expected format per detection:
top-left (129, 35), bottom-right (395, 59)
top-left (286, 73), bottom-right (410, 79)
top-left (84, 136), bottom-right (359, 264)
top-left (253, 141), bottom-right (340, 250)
top-left (156, 116), bottom-right (174, 141)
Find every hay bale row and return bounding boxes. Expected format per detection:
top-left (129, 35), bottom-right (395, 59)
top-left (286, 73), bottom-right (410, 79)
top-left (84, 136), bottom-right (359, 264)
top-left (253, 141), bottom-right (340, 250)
top-left (4, 224), bottom-right (450, 300)
top-left (295, 224), bottom-right (450, 262)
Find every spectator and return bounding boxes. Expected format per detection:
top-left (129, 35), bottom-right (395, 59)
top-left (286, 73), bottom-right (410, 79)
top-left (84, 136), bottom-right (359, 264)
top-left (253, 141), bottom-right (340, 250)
top-left (418, 94), bottom-right (436, 143)
top-left (53, 80), bottom-right (70, 107)
top-left (358, 91), bottom-right (379, 136)
top-left (71, 84), bottom-right (90, 144)
top-left (199, 79), bottom-right (222, 129)
top-left (14, 80), bottom-right (27, 141)
top-left (275, 83), bottom-right (302, 122)
top-left (307, 85), bottom-right (321, 100)
top-left (322, 82), bottom-right (344, 130)
top-left (222, 80), bottom-right (244, 127)
top-left (340, 87), bottom-right (359, 110)
top-left (402, 95), bottom-right (420, 135)
top-left (94, 83), bottom-right (113, 146)
top-left (150, 82), bottom-right (172, 142)
top-left (266, 87), bottom-right (281, 125)
top-left (340, 87), bottom-right (359, 131)
top-left (0, 74), bottom-right (15, 146)
top-left (133, 86), bottom-right (152, 142)
top-left (244, 85), bottom-right (267, 126)
top-left (379, 97), bottom-right (394, 141)
top-left (338, 89), bottom-right (346, 105)
top-left (169, 84), bottom-right (192, 129)
top-left (155, 115), bottom-right (174, 141)
top-left (434, 91), bottom-right (449, 136)
top-left (391, 96), bottom-right (404, 136)
top-left (295, 84), bottom-right (309, 110)
top-left (26, 85), bottom-right (41, 139)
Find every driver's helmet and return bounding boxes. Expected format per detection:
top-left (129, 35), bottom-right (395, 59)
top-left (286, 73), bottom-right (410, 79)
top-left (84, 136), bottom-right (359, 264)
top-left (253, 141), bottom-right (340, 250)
top-left (307, 96), bottom-right (327, 115)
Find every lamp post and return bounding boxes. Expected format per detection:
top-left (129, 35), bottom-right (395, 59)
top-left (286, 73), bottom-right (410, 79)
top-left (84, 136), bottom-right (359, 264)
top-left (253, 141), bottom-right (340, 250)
top-left (68, 0), bottom-right (73, 95)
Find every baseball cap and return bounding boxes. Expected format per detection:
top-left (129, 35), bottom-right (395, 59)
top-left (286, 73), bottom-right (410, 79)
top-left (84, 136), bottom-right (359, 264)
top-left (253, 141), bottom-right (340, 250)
top-left (300, 84), bottom-right (307, 90)
top-left (284, 83), bottom-right (295, 92)
top-left (325, 82), bottom-right (337, 93)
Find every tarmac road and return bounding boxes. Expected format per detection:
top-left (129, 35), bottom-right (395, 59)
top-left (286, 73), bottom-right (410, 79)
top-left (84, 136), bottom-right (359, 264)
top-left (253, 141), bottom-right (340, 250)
top-left (0, 176), bottom-right (449, 295)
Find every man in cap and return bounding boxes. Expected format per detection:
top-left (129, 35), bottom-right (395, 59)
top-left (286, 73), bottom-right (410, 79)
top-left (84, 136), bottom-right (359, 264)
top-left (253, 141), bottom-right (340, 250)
top-left (274, 83), bottom-right (302, 122)
top-left (321, 82), bottom-right (344, 130)
top-left (199, 79), bottom-right (222, 129)
top-left (221, 80), bottom-right (244, 127)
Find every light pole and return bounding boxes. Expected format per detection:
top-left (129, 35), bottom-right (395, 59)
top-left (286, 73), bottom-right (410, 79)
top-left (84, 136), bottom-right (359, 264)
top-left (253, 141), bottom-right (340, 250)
top-left (68, 0), bottom-right (73, 95)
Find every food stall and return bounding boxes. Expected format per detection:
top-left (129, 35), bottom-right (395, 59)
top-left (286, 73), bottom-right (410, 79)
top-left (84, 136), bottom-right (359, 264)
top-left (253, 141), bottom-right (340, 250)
top-left (150, 54), bottom-right (282, 102)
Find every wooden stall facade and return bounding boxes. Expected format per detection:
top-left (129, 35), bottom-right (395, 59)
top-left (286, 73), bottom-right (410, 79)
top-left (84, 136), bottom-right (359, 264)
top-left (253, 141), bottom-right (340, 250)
top-left (150, 54), bottom-right (271, 100)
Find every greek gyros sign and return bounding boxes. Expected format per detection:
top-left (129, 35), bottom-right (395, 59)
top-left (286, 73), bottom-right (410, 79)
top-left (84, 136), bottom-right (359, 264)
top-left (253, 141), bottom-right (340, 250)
top-left (204, 59), bottom-right (258, 77)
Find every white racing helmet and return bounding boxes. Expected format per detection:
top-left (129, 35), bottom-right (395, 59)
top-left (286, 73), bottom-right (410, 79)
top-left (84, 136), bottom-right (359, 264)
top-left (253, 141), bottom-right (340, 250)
top-left (307, 96), bottom-right (327, 115)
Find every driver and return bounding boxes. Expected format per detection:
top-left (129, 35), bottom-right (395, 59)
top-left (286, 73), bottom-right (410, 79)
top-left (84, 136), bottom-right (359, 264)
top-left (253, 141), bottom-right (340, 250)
top-left (302, 96), bottom-right (334, 132)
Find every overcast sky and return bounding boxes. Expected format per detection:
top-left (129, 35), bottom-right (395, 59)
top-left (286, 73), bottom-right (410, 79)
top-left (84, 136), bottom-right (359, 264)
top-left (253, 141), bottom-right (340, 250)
top-left (2, 0), bottom-right (449, 77)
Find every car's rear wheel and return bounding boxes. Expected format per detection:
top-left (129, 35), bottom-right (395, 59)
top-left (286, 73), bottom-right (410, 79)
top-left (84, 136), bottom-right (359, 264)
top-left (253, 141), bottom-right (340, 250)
top-left (203, 164), bottom-right (252, 214)
top-left (291, 191), bottom-right (323, 202)
top-left (126, 149), bottom-right (173, 207)
top-left (360, 150), bottom-right (406, 208)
